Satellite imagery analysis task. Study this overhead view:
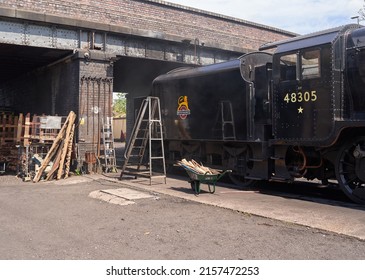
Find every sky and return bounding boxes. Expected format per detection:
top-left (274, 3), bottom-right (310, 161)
top-left (166, 0), bottom-right (364, 35)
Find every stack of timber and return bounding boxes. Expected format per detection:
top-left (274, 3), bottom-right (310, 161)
top-left (0, 112), bottom-right (66, 147)
top-left (0, 113), bottom-right (23, 172)
top-left (0, 112), bottom-right (23, 145)
top-left (0, 111), bottom-right (70, 176)
top-left (33, 111), bottom-right (76, 182)
top-left (177, 159), bottom-right (220, 175)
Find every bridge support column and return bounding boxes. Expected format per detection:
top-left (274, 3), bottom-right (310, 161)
top-left (75, 50), bottom-right (116, 166)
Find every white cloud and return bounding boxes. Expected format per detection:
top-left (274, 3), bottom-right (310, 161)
top-left (166, 0), bottom-right (364, 34)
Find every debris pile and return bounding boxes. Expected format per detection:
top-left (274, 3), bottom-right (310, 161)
top-left (177, 158), bottom-right (220, 175)
top-left (32, 111), bottom-right (76, 182)
top-left (0, 111), bottom-right (70, 175)
top-left (0, 144), bottom-right (20, 172)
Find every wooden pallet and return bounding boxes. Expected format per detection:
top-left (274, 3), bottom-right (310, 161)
top-left (0, 112), bottom-right (66, 146)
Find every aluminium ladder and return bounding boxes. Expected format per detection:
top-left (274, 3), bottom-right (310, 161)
top-left (101, 117), bottom-right (117, 172)
top-left (119, 96), bottom-right (166, 184)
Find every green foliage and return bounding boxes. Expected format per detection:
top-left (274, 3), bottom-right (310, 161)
top-left (113, 93), bottom-right (126, 116)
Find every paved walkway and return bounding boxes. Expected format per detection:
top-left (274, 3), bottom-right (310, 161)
top-left (98, 173), bottom-right (365, 240)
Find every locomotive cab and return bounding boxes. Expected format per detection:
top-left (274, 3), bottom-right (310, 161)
top-left (269, 33), bottom-right (333, 143)
top-left (260, 24), bottom-right (365, 204)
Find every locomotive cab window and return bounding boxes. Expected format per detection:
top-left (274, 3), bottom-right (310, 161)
top-left (279, 53), bottom-right (297, 81)
top-left (301, 49), bottom-right (320, 79)
top-left (277, 50), bottom-right (321, 82)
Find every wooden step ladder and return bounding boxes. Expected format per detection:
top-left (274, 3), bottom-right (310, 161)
top-left (119, 96), bottom-right (166, 184)
top-left (101, 117), bottom-right (117, 173)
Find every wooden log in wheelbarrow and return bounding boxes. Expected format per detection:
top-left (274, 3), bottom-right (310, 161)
top-left (177, 160), bottom-right (231, 194)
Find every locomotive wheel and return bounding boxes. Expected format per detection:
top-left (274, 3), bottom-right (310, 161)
top-left (335, 137), bottom-right (365, 204)
top-left (228, 150), bottom-right (256, 189)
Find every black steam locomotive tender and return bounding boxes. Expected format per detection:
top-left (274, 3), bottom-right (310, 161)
top-left (151, 24), bottom-right (365, 204)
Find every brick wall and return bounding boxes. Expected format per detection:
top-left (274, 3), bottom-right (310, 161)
top-left (0, 0), bottom-right (294, 52)
top-left (78, 56), bottom-right (114, 146)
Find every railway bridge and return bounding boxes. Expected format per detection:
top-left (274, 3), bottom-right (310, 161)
top-left (0, 0), bottom-right (295, 164)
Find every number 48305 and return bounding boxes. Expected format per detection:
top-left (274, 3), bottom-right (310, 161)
top-left (284, 90), bottom-right (317, 103)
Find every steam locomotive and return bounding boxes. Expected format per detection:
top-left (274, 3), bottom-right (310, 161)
top-left (151, 24), bottom-right (365, 204)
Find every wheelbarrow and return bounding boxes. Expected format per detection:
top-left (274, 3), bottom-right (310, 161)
top-left (180, 165), bottom-right (232, 194)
